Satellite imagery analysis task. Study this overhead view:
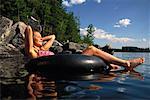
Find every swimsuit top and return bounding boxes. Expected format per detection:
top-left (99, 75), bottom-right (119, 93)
top-left (33, 45), bottom-right (54, 57)
top-left (38, 50), bottom-right (54, 57)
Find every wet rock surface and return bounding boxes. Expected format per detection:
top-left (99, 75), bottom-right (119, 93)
top-left (0, 16), bottom-right (13, 43)
top-left (0, 56), bottom-right (28, 84)
top-left (0, 17), bottom-right (28, 85)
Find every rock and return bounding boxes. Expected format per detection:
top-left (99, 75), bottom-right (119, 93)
top-left (79, 43), bottom-right (88, 50)
top-left (9, 22), bottom-right (27, 49)
top-left (63, 42), bottom-right (88, 54)
top-left (53, 40), bottom-right (63, 46)
top-left (49, 40), bottom-right (63, 54)
top-left (75, 50), bottom-right (83, 54)
top-left (0, 16), bottom-right (27, 49)
top-left (0, 43), bottom-right (23, 58)
top-left (64, 42), bottom-right (78, 50)
top-left (0, 57), bottom-right (26, 78)
top-left (51, 46), bottom-right (63, 54)
top-left (0, 16), bottom-right (27, 57)
top-left (0, 16), bottom-right (13, 43)
top-left (0, 16), bottom-right (27, 50)
top-left (101, 45), bottom-right (114, 55)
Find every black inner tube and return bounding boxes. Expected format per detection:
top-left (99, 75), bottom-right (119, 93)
top-left (25, 54), bottom-right (108, 80)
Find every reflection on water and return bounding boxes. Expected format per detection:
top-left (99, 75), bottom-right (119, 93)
top-left (1, 53), bottom-right (150, 99)
top-left (26, 68), bottom-right (144, 99)
top-left (27, 74), bottom-right (57, 100)
top-left (27, 74), bottom-right (104, 99)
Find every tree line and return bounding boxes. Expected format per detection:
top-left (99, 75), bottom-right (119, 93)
top-left (0, 0), bottom-right (95, 44)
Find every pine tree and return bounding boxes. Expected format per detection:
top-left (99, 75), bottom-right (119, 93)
top-left (83, 24), bottom-right (95, 45)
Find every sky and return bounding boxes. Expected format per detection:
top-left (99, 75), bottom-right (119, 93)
top-left (62, 0), bottom-right (150, 48)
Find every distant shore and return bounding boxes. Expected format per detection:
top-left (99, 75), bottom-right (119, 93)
top-left (114, 51), bottom-right (150, 52)
top-left (112, 46), bottom-right (150, 52)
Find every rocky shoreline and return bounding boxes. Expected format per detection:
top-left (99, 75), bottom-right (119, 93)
top-left (0, 16), bottom-right (113, 85)
top-left (0, 16), bottom-right (89, 83)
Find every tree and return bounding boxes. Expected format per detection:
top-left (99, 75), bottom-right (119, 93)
top-left (0, 0), bottom-right (82, 43)
top-left (83, 24), bottom-right (95, 45)
top-left (57, 12), bottom-right (81, 42)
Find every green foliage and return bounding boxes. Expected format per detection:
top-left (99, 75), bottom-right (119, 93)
top-left (0, 0), bottom-right (82, 43)
top-left (83, 24), bottom-right (95, 45)
top-left (57, 12), bottom-right (81, 43)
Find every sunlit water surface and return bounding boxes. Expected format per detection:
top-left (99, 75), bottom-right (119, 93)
top-left (1, 52), bottom-right (150, 100)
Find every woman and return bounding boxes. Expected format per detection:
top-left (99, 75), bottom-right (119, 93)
top-left (25, 25), bottom-right (144, 71)
top-left (25, 25), bottom-right (55, 58)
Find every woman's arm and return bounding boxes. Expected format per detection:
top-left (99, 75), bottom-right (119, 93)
top-left (41, 34), bottom-right (55, 51)
top-left (25, 25), bottom-right (37, 58)
top-left (42, 35), bottom-right (55, 41)
top-left (25, 25), bottom-right (34, 52)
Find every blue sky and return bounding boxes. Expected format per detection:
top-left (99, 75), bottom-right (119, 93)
top-left (62, 0), bottom-right (150, 48)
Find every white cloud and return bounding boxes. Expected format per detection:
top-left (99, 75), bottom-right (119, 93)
top-left (114, 18), bottom-right (131, 28)
top-left (62, 0), bottom-right (86, 7)
top-left (95, 0), bottom-right (102, 3)
top-left (137, 38), bottom-right (147, 42)
top-left (71, 0), bottom-right (86, 5)
top-left (142, 38), bottom-right (147, 42)
top-left (80, 28), bottom-right (88, 35)
top-left (80, 27), bottom-right (135, 43)
top-left (62, 0), bottom-right (102, 7)
top-left (62, 0), bottom-right (71, 7)
top-left (113, 24), bottom-right (120, 28)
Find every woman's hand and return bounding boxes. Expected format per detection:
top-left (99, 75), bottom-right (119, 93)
top-left (40, 34), bottom-right (55, 51)
top-left (42, 34), bottom-right (55, 41)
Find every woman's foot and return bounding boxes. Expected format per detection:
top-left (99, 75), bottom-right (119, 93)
top-left (126, 57), bottom-right (145, 71)
top-left (109, 64), bottom-right (121, 71)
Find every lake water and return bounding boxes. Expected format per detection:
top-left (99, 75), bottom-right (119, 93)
top-left (1, 52), bottom-right (150, 100)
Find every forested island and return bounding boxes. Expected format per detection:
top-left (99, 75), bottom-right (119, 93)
top-left (113, 46), bottom-right (150, 52)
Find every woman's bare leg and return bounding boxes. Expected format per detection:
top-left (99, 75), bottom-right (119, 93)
top-left (128, 58), bottom-right (144, 70)
top-left (109, 64), bottom-right (121, 71)
top-left (82, 46), bottom-right (129, 66)
top-left (82, 46), bottom-right (144, 70)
